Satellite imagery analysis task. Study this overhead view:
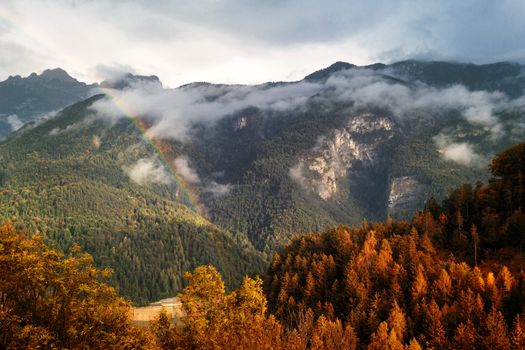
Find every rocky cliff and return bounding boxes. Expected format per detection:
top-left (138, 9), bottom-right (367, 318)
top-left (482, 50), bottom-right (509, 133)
top-left (291, 113), bottom-right (395, 200)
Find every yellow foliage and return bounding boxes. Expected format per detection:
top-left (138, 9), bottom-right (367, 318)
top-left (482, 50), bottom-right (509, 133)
top-left (0, 222), bottom-right (155, 349)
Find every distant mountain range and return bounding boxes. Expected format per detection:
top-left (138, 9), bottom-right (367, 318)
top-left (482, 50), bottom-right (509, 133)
top-left (0, 60), bottom-right (523, 303)
top-left (0, 69), bottom-right (166, 140)
top-left (0, 68), bottom-right (97, 140)
top-left (306, 60), bottom-right (525, 97)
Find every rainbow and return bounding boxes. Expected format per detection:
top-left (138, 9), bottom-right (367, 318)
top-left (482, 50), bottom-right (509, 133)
top-left (0, 6), bottom-right (204, 216)
top-left (102, 90), bottom-right (206, 215)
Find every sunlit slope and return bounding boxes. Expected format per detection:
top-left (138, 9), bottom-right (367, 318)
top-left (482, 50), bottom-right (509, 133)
top-left (0, 95), bottom-right (265, 304)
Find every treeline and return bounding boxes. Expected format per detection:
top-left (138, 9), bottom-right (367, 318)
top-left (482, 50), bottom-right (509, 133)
top-left (152, 265), bottom-right (362, 350)
top-left (0, 224), bottom-right (361, 349)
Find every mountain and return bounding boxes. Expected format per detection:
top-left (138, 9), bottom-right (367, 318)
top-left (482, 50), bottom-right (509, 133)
top-left (0, 60), bottom-right (523, 302)
top-left (3, 141), bottom-right (525, 349)
top-left (0, 68), bottom-right (98, 140)
top-left (304, 61), bottom-right (356, 81)
top-left (100, 72), bottom-right (163, 90)
top-left (307, 60), bottom-right (525, 98)
top-left (177, 60), bottom-right (524, 251)
top-left (381, 60), bottom-right (525, 97)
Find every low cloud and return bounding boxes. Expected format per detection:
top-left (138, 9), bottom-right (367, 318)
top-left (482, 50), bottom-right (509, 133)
top-left (91, 63), bottom-right (137, 83)
top-left (92, 135), bottom-right (101, 149)
top-left (90, 80), bottom-right (322, 141)
top-left (7, 115), bottom-right (24, 131)
top-left (174, 156), bottom-right (200, 184)
top-left (204, 181), bottom-right (232, 196)
top-left (289, 163), bottom-right (308, 189)
top-left (174, 155), bottom-right (231, 196)
top-left (325, 69), bottom-right (514, 135)
top-left (47, 113), bottom-right (97, 136)
top-left (434, 134), bottom-right (484, 167)
top-left (124, 157), bottom-right (171, 185)
top-left (89, 67), bottom-right (525, 145)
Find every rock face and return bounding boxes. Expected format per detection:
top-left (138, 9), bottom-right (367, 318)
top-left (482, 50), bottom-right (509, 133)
top-left (387, 176), bottom-right (429, 218)
top-left (291, 114), bottom-right (395, 200)
top-left (234, 116), bottom-right (248, 130)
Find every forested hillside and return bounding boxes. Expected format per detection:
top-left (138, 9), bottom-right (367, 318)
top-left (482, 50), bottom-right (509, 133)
top-left (0, 95), bottom-right (265, 304)
top-left (0, 61), bottom-right (523, 305)
top-left (174, 61), bottom-right (524, 252)
top-left (2, 141), bottom-right (525, 349)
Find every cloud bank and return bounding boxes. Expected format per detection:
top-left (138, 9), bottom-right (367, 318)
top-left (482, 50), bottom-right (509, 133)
top-left (90, 68), bottom-right (525, 146)
top-left (90, 80), bottom-right (323, 141)
top-left (326, 70), bottom-right (512, 133)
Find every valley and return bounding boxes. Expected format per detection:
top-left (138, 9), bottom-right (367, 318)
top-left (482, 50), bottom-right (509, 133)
top-left (2, 1), bottom-right (525, 347)
top-left (0, 61), bottom-right (523, 304)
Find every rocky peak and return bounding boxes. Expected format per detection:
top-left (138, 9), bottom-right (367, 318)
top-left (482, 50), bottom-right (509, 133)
top-left (40, 68), bottom-right (78, 83)
top-left (100, 73), bottom-right (162, 90)
top-left (0, 68), bottom-right (97, 140)
top-left (5, 75), bottom-right (22, 83)
top-left (304, 61), bottom-right (356, 82)
top-left (3, 68), bottom-right (79, 85)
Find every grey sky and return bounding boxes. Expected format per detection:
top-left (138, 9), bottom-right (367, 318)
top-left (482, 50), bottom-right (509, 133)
top-left (0, 0), bottom-right (524, 86)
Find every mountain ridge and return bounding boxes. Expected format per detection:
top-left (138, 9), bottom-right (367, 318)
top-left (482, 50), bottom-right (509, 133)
top-left (0, 68), bottom-right (98, 140)
top-left (0, 59), bottom-right (524, 302)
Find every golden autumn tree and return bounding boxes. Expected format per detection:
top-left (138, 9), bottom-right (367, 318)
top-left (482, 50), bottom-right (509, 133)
top-left (387, 300), bottom-right (406, 342)
top-left (454, 320), bottom-right (478, 350)
top-left (0, 222), bottom-right (154, 349)
top-left (177, 265), bottom-right (226, 348)
top-left (482, 307), bottom-right (511, 350)
top-left (309, 316), bottom-right (358, 350)
top-left (420, 300), bottom-right (446, 349)
top-left (368, 321), bottom-right (389, 350)
top-left (368, 321), bottom-right (404, 350)
top-left (154, 265), bottom-right (284, 350)
top-left (511, 314), bottom-right (525, 350)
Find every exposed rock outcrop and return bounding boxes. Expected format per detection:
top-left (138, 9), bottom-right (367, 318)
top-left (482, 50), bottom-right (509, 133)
top-left (387, 176), bottom-right (429, 217)
top-left (234, 116), bottom-right (248, 130)
top-left (290, 113), bottom-right (395, 199)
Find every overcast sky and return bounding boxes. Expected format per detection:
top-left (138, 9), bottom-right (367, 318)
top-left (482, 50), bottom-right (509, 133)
top-left (0, 0), bottom-right (524, 87)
